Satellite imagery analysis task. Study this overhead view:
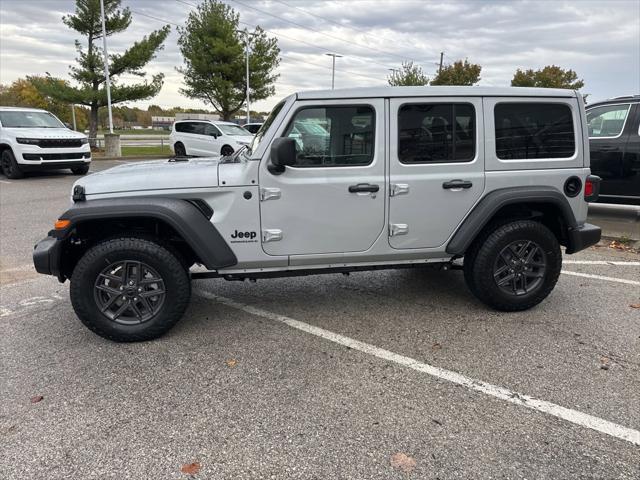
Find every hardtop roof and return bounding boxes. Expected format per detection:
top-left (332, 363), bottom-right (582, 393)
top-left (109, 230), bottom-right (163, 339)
top-left (296, 86), bottom-right (578, 100)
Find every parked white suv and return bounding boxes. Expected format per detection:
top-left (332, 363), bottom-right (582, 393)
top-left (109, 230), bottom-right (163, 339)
top-left (0, 107), bottom-right (91, 179)
top-left (170, 120), bottom-right (253, 157)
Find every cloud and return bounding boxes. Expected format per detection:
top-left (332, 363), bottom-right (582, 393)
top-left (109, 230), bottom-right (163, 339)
top-left (0, 0), bottom-right (638, 113)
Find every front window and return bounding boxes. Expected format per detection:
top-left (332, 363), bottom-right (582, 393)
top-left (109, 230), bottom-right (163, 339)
top-left (586, 104), bottom-right (630, 138)
top-left (494, 103), bottom-right (575, 160)
top-left (283, 105), bottom-right (375, 167)
top-left (0, 111), bottom-right (65, 128)
top-left (217, 124), bottom-right (250, 136)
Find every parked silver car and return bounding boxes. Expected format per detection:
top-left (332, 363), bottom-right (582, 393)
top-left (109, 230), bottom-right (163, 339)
top-left (33, 86), bottom-right (601, 341)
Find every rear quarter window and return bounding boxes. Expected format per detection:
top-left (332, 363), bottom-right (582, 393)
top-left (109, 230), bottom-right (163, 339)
top-left (494, 103), bottom-right (575, 159)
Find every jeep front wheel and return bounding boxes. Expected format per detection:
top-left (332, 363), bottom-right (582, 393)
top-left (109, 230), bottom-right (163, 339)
top-left (70, 237), bottom-right (191, 342)
top-left (463, 220), bottom-right (562, 311)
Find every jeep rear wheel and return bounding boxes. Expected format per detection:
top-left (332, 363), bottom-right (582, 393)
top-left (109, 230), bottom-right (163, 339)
top-left (463, 220), bottom-right (561, 311)
top-left (70, 237), bottom-right (191, 342)
top-left (1, 149), bottom-right (24, 179)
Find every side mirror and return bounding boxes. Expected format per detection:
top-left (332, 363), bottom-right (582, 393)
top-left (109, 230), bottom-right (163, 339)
top-left (268, 137), bottom-right (297, 175)
top-left (64, 122), bottom-right (73, 129)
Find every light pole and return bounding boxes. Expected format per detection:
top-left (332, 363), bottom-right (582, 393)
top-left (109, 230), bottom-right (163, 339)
top-left (99, 0), bottom-right (113, 133)
top-left (71, 104), bottom-right (77, 130)
top-left (325, 53), bottom-right (342, 89)
top-left (237, 29), bottom-right (256, 124)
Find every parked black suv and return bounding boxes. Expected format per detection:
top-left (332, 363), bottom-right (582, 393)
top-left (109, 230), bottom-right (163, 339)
top-left (586, 95), bottom-right (640, 205)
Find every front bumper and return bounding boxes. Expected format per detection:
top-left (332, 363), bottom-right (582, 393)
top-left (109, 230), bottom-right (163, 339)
top-left (566, 223), bottom-right (602, 254)
top-left (33, 235), bottom-right (64, 281)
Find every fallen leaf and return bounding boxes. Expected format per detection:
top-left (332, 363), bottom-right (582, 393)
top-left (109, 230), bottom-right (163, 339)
top-left (630, 304), bottom-right (640, 309)
top-left (432, 343), bottom-right (442, 350)
top-left (600, 356), bottom-right (610, 370)
top-left (30, 395), bottom-right (43, 404)
top-left (390, 452), bottom-right (416, 473)
top-left (181, 462), bottom-right (201, 475)
top-left (225, 359), bottom-right (237, 368)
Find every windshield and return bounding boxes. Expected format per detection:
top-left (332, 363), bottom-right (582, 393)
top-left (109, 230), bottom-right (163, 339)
top-left (217, 124), bottom-right (250, 136)
top-left (0, 111), bottom-right (65, 128)
top-left (247, 100), bottom-right (286, 156)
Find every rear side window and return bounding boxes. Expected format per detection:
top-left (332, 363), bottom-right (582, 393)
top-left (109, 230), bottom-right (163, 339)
top-left (398, 103), bottom-right (475, 163)
top-left (175, 122), bottom-right (205, 134)
top-left (586, 104), bottom-right (630, 138)
top-left (283, 105), bottom-right (375, 167)
top-left (494, 103), bottom-right (575, 159)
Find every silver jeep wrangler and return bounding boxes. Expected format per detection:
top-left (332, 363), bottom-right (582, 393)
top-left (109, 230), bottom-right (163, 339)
top-left (33, 87), bottom-right (602, 342)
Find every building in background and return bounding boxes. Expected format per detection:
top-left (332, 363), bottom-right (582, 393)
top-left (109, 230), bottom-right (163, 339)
top-left (151, 116), bottom-right (175, 130)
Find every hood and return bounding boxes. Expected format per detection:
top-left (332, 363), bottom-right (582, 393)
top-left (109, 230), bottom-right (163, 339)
top-left (4, 127), bottom-right (86, 139)
top-left (77, 157), bottom-right (221, 196)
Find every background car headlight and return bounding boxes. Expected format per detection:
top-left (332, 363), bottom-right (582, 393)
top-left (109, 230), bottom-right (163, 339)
top-left (16, 138), bottom-right (41, 145)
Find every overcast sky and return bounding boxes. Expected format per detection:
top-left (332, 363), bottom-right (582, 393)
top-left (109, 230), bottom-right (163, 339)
top-left (0, 0), bottom-right (638, 113)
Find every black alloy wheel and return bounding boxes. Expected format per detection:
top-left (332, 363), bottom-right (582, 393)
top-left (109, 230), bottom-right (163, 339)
top-left (493, 240), bottom-right (546, 296)
top-left (94, 260), bottom-right (166, 325)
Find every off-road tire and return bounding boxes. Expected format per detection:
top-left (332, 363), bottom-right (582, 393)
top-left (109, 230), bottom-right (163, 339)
top-left (221, 145), bottom-right (234, 156)
top-left (1, 149), bottom-right (24, 179)
top-left (70, 237), bottom-right (191, 342)
top-left (71, 164), bottom-right (90, 175)
top-left (464, 220), bottom-right (562, 311)
top-left (174, 142), bottom-right (186, 156)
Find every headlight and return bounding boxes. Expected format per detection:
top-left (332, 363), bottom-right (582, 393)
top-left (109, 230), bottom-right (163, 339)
top-left (237, 141), bottom-right (249, 146)
top-left (16, 138), bottom-right (40, 145)
top-left (80, 138), bottom-right (89, 145)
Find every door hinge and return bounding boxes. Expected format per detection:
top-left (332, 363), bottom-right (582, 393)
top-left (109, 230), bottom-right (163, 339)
top-left (390, 183), bottom-right (410, 197)
top-left (262, 229), bottom-right (283, 242)
top-left (389, 223), bottom-right (409, 236)
top-left (260, 188), bottom-right (281, 201)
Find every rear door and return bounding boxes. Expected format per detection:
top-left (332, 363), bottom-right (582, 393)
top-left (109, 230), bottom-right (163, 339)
top-left (388, 97), bottom-right (485, 249)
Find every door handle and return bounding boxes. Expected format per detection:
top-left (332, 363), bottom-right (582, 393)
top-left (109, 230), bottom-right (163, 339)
top-left (349, 183), bottom-right (380, 193)
top-left (443, 180), bottom-right (473, 189)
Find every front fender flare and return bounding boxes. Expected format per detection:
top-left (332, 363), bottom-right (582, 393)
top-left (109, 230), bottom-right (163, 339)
top-left (56, 197), bottom-right (237, 270)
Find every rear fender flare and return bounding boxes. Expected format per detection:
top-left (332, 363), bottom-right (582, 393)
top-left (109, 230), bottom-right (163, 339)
top-left (446, 186), bottom-right (578, 255)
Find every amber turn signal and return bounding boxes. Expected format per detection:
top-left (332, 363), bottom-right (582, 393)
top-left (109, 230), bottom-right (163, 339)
top-left (54, 219), bottom-right (71, 230)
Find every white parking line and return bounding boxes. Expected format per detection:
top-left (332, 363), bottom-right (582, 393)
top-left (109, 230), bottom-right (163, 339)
top-left (561, 270), bottom-right (640, 286)
top-left (195, 290), bottom-right (640, 447)
top-left (563, 260), bottom-right (640, 266)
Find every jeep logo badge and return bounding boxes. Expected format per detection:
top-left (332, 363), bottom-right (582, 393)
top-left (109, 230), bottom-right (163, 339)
top-left (230, 229), bottom-right (258, 243)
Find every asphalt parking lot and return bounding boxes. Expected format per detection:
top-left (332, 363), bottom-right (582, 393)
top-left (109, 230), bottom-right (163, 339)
top-left (1, 161), bottom-right (639, 479)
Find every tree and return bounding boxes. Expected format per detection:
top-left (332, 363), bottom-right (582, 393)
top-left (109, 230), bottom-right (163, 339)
top-left (387, 61), bottom-right (429, 86)
top-left (177, 0), bottom-right (280, 120)
top-left (31, 0), bottom-right (170, 145)
top-left (430, 59), bottom-right (481, 86)
top-left (511, 65), bottom-right (584, 90)
top-left (0, 77), bottom-right (89, 131)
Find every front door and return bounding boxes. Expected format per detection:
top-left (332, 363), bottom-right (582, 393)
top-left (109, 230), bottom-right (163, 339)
top-left (259, 99), bottom-right (386, 256)
top-left (388, 97), bottom-right (485, 249)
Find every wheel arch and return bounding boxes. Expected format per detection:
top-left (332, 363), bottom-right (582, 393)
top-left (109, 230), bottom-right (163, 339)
top-left (53, 197), bottom-right (237, 279)
top-left (446, 187), bottom-right (579, 256)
